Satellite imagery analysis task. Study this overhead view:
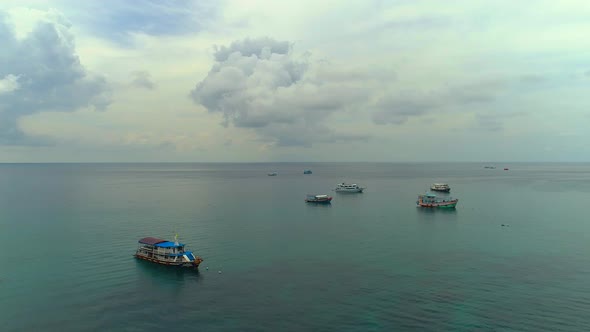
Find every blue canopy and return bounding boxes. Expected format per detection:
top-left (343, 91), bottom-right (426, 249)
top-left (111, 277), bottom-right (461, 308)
top-left (155, 241), bottom-right (184, 248)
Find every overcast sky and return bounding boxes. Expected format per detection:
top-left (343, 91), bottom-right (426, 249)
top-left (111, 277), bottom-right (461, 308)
top-left (1, 0), bottom-right (589, 162)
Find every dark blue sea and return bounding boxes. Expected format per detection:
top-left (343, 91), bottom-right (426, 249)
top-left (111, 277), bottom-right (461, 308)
top-left (1, 163), bottom-right (590, 331)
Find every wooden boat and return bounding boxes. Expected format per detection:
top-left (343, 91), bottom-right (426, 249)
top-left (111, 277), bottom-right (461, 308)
top-left (305, 194), bottom-right (332, 203)
top-left (417, 193), bottom-right (458, 208)
top-left (134, 236), bottom-right (203, 268)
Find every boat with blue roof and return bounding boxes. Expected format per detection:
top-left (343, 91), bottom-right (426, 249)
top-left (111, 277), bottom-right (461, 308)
top-left (417, 193), bottom-right (458, 209)
top-left (134, 235), bottom-right (203, 268)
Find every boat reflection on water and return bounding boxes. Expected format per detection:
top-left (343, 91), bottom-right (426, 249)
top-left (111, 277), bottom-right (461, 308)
top-left (134, 257), bottom-right (204, 283)
top-left (416, 206), bottom-right (458, 214)
top-left (305, 202), bottom-right (333, 208)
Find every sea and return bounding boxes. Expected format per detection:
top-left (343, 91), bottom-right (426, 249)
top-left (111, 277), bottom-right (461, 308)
top-left (1, 162), bottom-right (590, 331)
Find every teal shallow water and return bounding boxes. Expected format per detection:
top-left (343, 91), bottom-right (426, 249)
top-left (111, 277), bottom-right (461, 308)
top-left (1, 163), bottom-right (590, 331)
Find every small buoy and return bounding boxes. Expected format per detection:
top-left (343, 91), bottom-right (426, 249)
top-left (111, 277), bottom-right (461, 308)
top-left (218, 270), bottom-right (222, 274)
top-left (206, 267), bottom-right (209, 270)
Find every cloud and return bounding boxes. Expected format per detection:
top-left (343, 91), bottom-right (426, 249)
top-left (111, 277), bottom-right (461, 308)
top-left (476, 111), bottom-right (527, 132)
top-left (0, 9), bottom-right (111, 145)
top-left (374, 16), bottom-right (451, 33)
top-left (213, 37), bottom-right (291, 62)
top-left (190, 37), bottom-right (370, 147)
top-left (60, 0), bottom-right (218, 44)
top-left (372, 92), bottom-right (438, 125)
top-left (0, 74), bottom-right (19, 94)
top-left (130, 71), bottom-right (155, 89)
top-left (519, 74), bottom-right (545, 84)
top-left (371, 76), bottom-right (539, 126)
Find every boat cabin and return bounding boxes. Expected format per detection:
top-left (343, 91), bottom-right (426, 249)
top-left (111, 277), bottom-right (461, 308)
top-left (337, 183), bottom-right (360, 188)
top-left (421, 193), bottom-right (438, 203)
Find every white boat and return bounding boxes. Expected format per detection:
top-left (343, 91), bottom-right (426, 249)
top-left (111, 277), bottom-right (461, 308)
top-left (430, 183), bottom-right (450, 192)
top-left (334, 182), bottom-right (365, 193)
top-left (268, 172), bottom-right (277, 176)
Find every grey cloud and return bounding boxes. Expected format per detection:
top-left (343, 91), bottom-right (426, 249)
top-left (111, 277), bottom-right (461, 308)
top-left (476, 111), bottom-right (527, 132)
top-left (213, 37), bottom-right (290, 62)
top-left (372, 95), bottom-right (437, 125)
top-left (476, 115), bottom-right (503, 132)
top-left (130, 71), bottom-right (155, 89)
top-left (0, 11), bottom-right (111, 145)
top-left (372, 78), bottom-right (509, 125)
top-left (191, 37), bottom-right (369, 147)
top-left (262, 121), bottom-right (370, 148)
top-left (315, 66), bottom-right (395, 83)
top-left (378, 16), bottom-right (451, 32)
top-left (520, 74), bottom-right (545, 84)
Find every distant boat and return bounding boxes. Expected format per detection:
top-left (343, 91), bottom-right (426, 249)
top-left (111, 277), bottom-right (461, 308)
top-left (417, 193), bottom-right (458, 209)
top-left (504, 168), bottom-right (509, 171)
top-left (334, 182), bottom-right (365, 193)
top-left (303, 169), bottom-right (312, 174)
top-left (134, 236), bottom-right (203, 268)
top-left (268, 172), bottom-right (278, 176)
top-left (430, 183), bottom-right (451, 192)
top-left (305, 194), bottom-right (332, 203)
top-left (484, 166), bottom-right (496, 169)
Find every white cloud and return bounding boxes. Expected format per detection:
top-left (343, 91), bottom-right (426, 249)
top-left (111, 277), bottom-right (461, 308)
top-left (2, 0), bottom-right (590, 161)
top-left (190, 37), bottom-right (373, 147)
top-left (0, 74), bottom-right (19, 94)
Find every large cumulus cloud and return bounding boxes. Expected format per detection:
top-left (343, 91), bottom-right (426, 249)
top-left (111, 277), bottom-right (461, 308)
top-left (190, 37), bottom-right (369, 147)
top-left (0, 10), bottom-right (111, 145)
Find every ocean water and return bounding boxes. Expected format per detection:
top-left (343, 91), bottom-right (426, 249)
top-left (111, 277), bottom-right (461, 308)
top-left (1, 163), bottom-right (590, 331)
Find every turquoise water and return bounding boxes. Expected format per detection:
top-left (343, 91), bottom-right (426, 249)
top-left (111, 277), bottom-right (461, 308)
top-left (1, 163), bottom-right (590, 331)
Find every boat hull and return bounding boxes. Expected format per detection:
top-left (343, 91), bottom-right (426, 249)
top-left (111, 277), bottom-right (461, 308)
top-left (335, 188), bottom-right (364, 193)
top-left (417, 200), bottom-right (458, 208)
top-left (134, 254), bottom-right (203, 268)
top-left (305, 198), bottom-right (333, 203)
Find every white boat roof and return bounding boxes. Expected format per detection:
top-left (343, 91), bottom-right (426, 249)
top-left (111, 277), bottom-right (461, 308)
top-left (316, 194), bottom-right (329, 198)
top-left (433, 183), bottom-right (448, 186)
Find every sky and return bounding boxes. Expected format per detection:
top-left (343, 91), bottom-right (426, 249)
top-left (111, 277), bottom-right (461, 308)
top-left (0, 0), bottom-right (589, 162)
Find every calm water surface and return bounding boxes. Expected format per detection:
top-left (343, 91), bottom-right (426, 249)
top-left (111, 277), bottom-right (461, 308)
top-left (1, 163), bottom-right (590, 331)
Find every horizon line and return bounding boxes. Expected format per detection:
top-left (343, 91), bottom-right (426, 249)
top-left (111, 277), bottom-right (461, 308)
top-left (1, 161), bottom-right (589, 164)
